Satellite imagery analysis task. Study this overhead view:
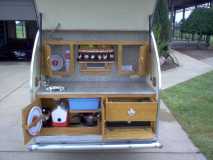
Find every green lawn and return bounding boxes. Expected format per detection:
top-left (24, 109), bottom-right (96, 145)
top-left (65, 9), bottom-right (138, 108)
top-left (161, 71), bottom-right (213, 160)
top-left (210, 36), bottom-right (213, 47)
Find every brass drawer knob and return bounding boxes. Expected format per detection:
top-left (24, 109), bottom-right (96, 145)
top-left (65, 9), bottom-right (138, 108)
top-left (128, 108), bottom-right (136, 117)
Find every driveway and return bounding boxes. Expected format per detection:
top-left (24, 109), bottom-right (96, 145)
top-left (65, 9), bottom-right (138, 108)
top-left (0, 61), bottom-right (207, 160)
top-left (201, 57), bottom-right (213, 67)
top-left (0, 62), bottom-right (29, 100)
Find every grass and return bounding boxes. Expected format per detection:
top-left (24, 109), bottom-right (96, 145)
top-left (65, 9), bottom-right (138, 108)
top-left (210, 36), bottom-right (213, 47)
top-left (161, 71), bottom-right (213, 160)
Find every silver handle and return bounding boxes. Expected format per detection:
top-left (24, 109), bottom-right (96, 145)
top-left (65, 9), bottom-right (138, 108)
top-left (128, 108), bottom-right (136, 117)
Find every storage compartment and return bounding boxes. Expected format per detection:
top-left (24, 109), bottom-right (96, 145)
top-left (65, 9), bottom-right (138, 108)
top-left (117, 44), bottom-right (149, 76)
top-left (104, 127), bottom-right (154, 140)
top-left (118, 45), bottom-right (139, 74)
top-left (105, 97), bottom-right (157, 122)
top-left (45, 44), bottom-right (75, 77)
top-left (22, 98), bottom-right (102, 144)
top-left (79, 61), bottom-right (113, 74)
top-left (103, 121), bottom-right (155, 140)
top-left (78, 45), bottom-right (115, 62)
top-left (102, 97), bottom-right (157, 140)
top-left (23, 96), bottom-right (157, 144)
top-left (77, 45), bottom-right (115, 74)
top-left (44, 41), bottom-right (149, 77)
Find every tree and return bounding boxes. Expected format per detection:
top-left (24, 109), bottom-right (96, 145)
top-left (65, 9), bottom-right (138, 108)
top-left (153, 0), bottom-right (170, 57)
top-left (181, 8), bottom-right (213, 46)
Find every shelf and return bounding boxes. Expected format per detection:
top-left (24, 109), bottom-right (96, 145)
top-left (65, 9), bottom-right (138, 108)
top-left (40, 126), bottom-right (101, 136)
top-left (78, 49), bottom-right (114, 53)
top-left (80, 69), bottom-right (111, 72)
top-left (70, 109), bottom-right (100, 113)
top-left (103, 127), bottom-right (154, 140)
top-left (78, 61), bottom-right (114, 64)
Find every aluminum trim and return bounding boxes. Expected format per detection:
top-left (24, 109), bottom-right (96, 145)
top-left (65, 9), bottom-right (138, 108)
top-left (33, 135), bottom-right (158, 144)
top-left (150, 31), bottom-right (162, 140)
top-left (30, 30), bottom-right (40, 101)
top-left (28, 142), bottom-right (162, 151)
top-left (151, 32), bottom-right (162, 90)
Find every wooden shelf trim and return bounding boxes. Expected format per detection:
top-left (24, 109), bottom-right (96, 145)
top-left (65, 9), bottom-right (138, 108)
top-left (103, 127), bottom-right (155, 140)
top-left (40, 126), bottom-right (100, 136)
top-left (46, 40), bottom-right (148, 46)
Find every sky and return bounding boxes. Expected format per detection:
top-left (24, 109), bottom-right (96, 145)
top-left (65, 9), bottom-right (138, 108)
top-left (175, 9), bottom-right (192, 23)
top-left (175, 3), bottom-right (211, 23)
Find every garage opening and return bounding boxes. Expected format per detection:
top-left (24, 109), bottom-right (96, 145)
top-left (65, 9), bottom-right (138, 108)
top-left (0, 20), bottom-right (37, 61)
top-left (0, 0), bottom-right (37, 61)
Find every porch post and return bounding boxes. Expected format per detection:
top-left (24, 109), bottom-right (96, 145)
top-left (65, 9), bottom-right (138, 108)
top-left (172, 9), bottom-right (176, 39)
top-left (181, 8), bottom-right (186, 40)
top-left (170, 0), bottom-right (174, 41)
top-left (194, 0), bottom-right (198, 8)
top-left (183, 8), bottom-right (185, 20)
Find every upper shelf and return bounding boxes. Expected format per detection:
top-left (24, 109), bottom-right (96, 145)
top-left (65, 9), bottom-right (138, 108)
top-left (45, 40), bottom-right (148, 46)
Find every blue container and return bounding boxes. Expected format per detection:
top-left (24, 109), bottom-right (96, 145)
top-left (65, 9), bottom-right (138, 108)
top-left (68, 98), bottom-right (100, 110)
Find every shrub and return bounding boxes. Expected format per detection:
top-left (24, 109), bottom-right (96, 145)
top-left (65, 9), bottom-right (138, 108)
top-left (153, 0), bottom-right (170, 57)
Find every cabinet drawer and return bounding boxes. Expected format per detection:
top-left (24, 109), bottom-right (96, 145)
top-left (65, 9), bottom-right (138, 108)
top-left (105, 98), bottom-right (157, 122)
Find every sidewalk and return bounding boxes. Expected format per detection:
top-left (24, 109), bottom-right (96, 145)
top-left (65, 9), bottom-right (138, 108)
top-left (162, 50), bottom-right (213, 89)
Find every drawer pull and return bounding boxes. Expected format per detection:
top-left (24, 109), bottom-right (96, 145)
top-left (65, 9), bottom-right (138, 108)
top-left (128, 108), bottom-right (136, 117)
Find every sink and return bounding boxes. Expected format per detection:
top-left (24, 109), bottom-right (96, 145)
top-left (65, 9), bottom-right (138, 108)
top-left (45, 86), bottom-right (65, 92)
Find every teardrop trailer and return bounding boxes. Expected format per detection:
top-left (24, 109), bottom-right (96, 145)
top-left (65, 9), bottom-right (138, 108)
top-left (23, 0), bottom-right (162, 151)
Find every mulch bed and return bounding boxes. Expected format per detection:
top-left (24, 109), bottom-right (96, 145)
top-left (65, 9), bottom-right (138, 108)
top-left (160, 55), bottom-right (179, 71)
top-left (161, 60), bottom-right (179, 71)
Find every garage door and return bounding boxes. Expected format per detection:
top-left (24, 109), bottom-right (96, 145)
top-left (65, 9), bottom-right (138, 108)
top-left (0, 0), bottom-right (36, 20)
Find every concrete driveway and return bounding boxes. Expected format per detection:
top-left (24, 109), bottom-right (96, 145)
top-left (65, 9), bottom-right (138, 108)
top-left (202, 57), bottom-right (213, 67)
top-left (0, 61), bottom-right (207, 160)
